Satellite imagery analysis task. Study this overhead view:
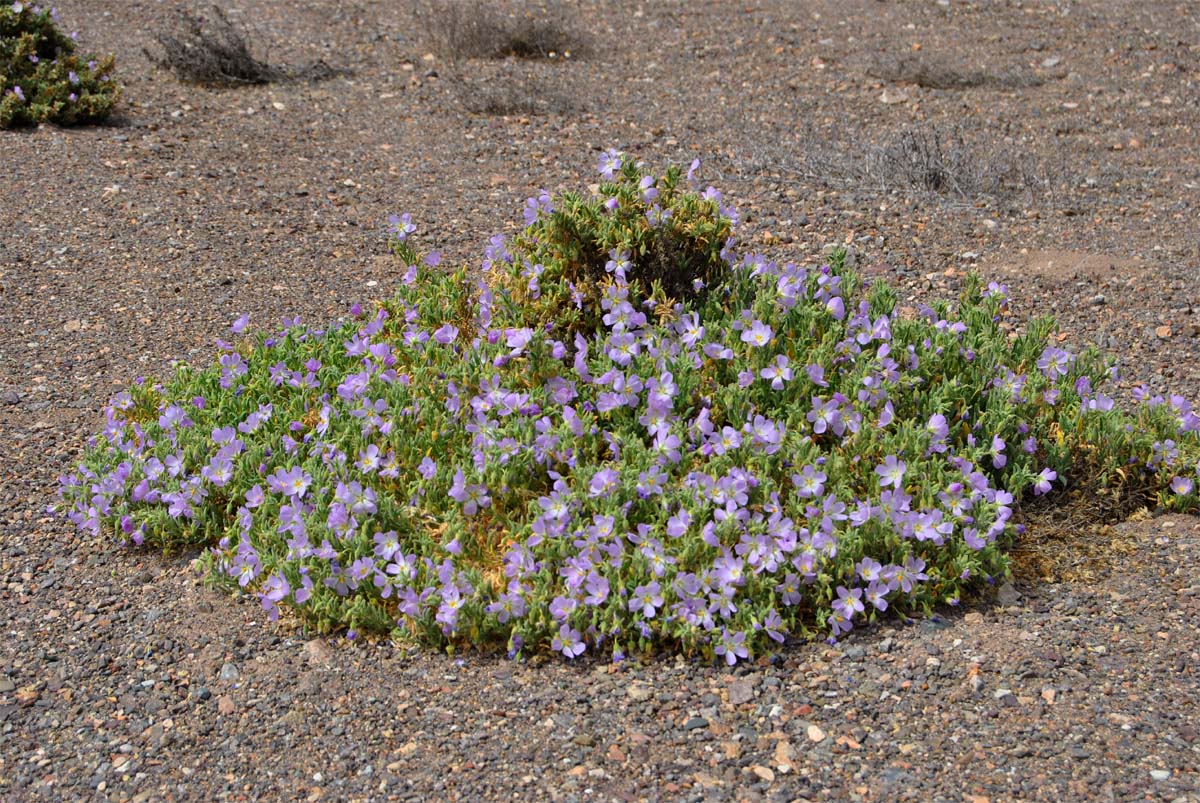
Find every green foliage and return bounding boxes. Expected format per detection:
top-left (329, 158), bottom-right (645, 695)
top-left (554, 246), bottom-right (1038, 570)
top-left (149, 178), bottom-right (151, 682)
top-left (58, 161), bottom-right (1200, 663)
top-left (497, 158), bottom-right (734, 336)
top-left (1, 3), bottom-right (119, 128)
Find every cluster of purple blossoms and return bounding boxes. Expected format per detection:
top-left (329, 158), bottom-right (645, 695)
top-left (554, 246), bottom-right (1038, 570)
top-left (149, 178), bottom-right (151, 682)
top-left (56, 162), bottom-right (1200, 666)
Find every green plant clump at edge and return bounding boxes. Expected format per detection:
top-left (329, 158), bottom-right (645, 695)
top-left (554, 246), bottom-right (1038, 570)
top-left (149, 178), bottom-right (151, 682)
top-left (1, 2), bottom-right (119, 128)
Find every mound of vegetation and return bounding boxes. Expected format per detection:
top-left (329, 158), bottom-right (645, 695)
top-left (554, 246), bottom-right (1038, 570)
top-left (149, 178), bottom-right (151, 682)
top-left (1, 2), bottom-right (120, 128)
top-left (58, 155), bottom-right (1200, 664)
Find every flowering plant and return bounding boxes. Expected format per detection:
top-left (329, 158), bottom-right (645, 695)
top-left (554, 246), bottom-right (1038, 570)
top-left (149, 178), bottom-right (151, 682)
top-left (1, 2), bottom-right (119, 128)
top-left (59, 155), bottom-right (1200, 664)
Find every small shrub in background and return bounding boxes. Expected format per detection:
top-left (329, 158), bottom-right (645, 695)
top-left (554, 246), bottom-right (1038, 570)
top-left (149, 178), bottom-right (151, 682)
top-left (145, 6), bottom-right (345, 86)
top-left (0, 2), bottom-right (120, 128)
top-left (415, 0), bottom-right (585, 62)
top-left (58, 155), bottom-right (1200, 665)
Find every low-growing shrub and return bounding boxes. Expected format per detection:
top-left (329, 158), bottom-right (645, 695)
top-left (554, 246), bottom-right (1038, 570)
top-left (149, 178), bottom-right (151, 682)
top-left (58, 155), bottom-right (1200, 664)
top-left (415, 0), bottom-right (584, 62)
top-left (145, 6), bottom-right (345, 86)
top-left (1, 2), bottom-right (120, 128)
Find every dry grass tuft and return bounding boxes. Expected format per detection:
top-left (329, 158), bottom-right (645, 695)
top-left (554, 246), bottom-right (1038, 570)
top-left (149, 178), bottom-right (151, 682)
top-left (414, 0), bottom-right (586, 62)
top-left (146, 6), bottom-right (348, 86)
top-left (733, 123), bottom-right (1061, 206)
top-left (868, 54), bottom-right (1042, 91)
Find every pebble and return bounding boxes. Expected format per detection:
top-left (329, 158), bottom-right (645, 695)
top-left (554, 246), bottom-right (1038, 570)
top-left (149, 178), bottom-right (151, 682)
top-left (626, 683), bottom-right (653, 702)
top-left (996, 582), bottom-right (1021, 606)
top-left (727, 679), bottom-right (755, 705)
top-left (684, 716), bottom-right (708, 731)
top-left (303, 638), bottom-right (335, 666)
top-left (806, 724), bottom-right (826, 743)
top-left (219, 662), bottom-right (240, 681)
top-left (1150, 770), bottom-right (1171, 781)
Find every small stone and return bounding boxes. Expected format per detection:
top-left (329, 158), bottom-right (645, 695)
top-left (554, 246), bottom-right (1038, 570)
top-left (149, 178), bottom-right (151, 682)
top-left (0, 678), bottom-right (14, 693)
top-left (195, 687), bottom-right (211, 701)
top-left (843, 644), bottom-right (866, 661)
top-left (1008, 745), bottom-right (1032, 758)
top-left (217, 695), bottom-right (235, 715)
top-left (750, 765), bottom-right (775, 782)
top-left (0, 390), bottom-right (19, 405)
top-left (573, 733), bottom-right (595, 747)
top-left (773, 740), bottom-right (796, 772)
top-left (996, 582), bottom-right (1020, 606)
top-left (1155, 325), bottom-right (1173, 339)
top-left (727, 679), bottom-right (755, 705)
top-left (880, 87), bottom-right (909, 105)
top-left (1041, 687), bottom-right (1057, 704)
top-left (964, 612), bottom-right (984, 625)
top-left (684, 716), bottom-right (709, 731)
top-left (218, 662), bottom-right (239, 681)
top-left (626, 683), bottom-right (653, 702)
top-left (1150, 770), bottom-right (1171, 781)
top-left (303, 638), bottom-right (335, 666)
top-left (1042, 56), bottom-right (1061, 68)
top-left (63, 319), bottom-right (83, 333)
top-left (806, 724), bottom-right (826, 743)
top-left (877, 638), bottom-right (893, 654)
top-left (606, 744), bottom-right (625, 762)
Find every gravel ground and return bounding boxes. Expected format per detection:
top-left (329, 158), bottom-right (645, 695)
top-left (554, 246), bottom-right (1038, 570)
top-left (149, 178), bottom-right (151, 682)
top-left (2, 1), bottom-right (1198, 801)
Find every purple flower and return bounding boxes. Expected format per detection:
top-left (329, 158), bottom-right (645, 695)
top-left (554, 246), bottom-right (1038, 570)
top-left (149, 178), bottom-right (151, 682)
top-left (926, 413), bottom-right (949, 444)
top-left (832, 585), bottom-right (865, 619)
top-left (433, 323), bottom-right (459, 344)
top-left (1032, 467), bottom-right (1057, 495)
top-left (589, 467), bottom-right (619, 498)
top-left (760, 354), bottom-right (793, 389)
top-left (989, 435), bottom-right (1007, 468)
top-left (714, 628), bottom-right (749, 666)
top-left (583, 572), bottom-right (610, 605)
top-left (875, 455), bottom-right (907, 489)
top-left (551, 624), bottom-right (586, 658)
top-left (739, 319), bottom-right (773, 348)
top-left (11, 85), bottom-right (24, 102)
top-left (448, 469), bottom-right (490, 515)
top-left (388, 213), bottom-right (416, 240)
top-left (549, 595), bottom-right (577, 621)
top-left (806, 363), bottom-right (828, 387)
top-left (418, 456), bottom-right (437, 480)
top-left (792, 464), bottom-right (826, 498)
top-left (629, 581), bottom-right (664, 618)
top-left (267, 465), bottom-right (312, 498)
top-left (598, 149), bottom-right (623, 179)
top-left (1169, 476), bottom-right (1193, 495)
top-left (1036, 346), bottom-right (1072, 379)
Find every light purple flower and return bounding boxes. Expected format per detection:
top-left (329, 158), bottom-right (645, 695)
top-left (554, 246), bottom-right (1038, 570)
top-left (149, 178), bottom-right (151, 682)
top-left (739, 319), bottom-right (773, 348)
top-left (1032, 467), bottom-right (1057, 495)
top-left (760, 354), bottom-right (792, 390)
top-left (589, 467), bottom-right (619, 498)
top-left (875, 455), bottom-right (907, 489)
top-left (1169, 476), bottom-right (1194, 495)
top-left (598, 149), bottom-right (623, 179)
top-left (551, 624), bottom-right (586, 658)
top-left (714, 628), bottom-right (749, 666)
top-left (629, 581), bottom-right (663, 617)
top-left (388, 213), bottom-right (416, 240)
